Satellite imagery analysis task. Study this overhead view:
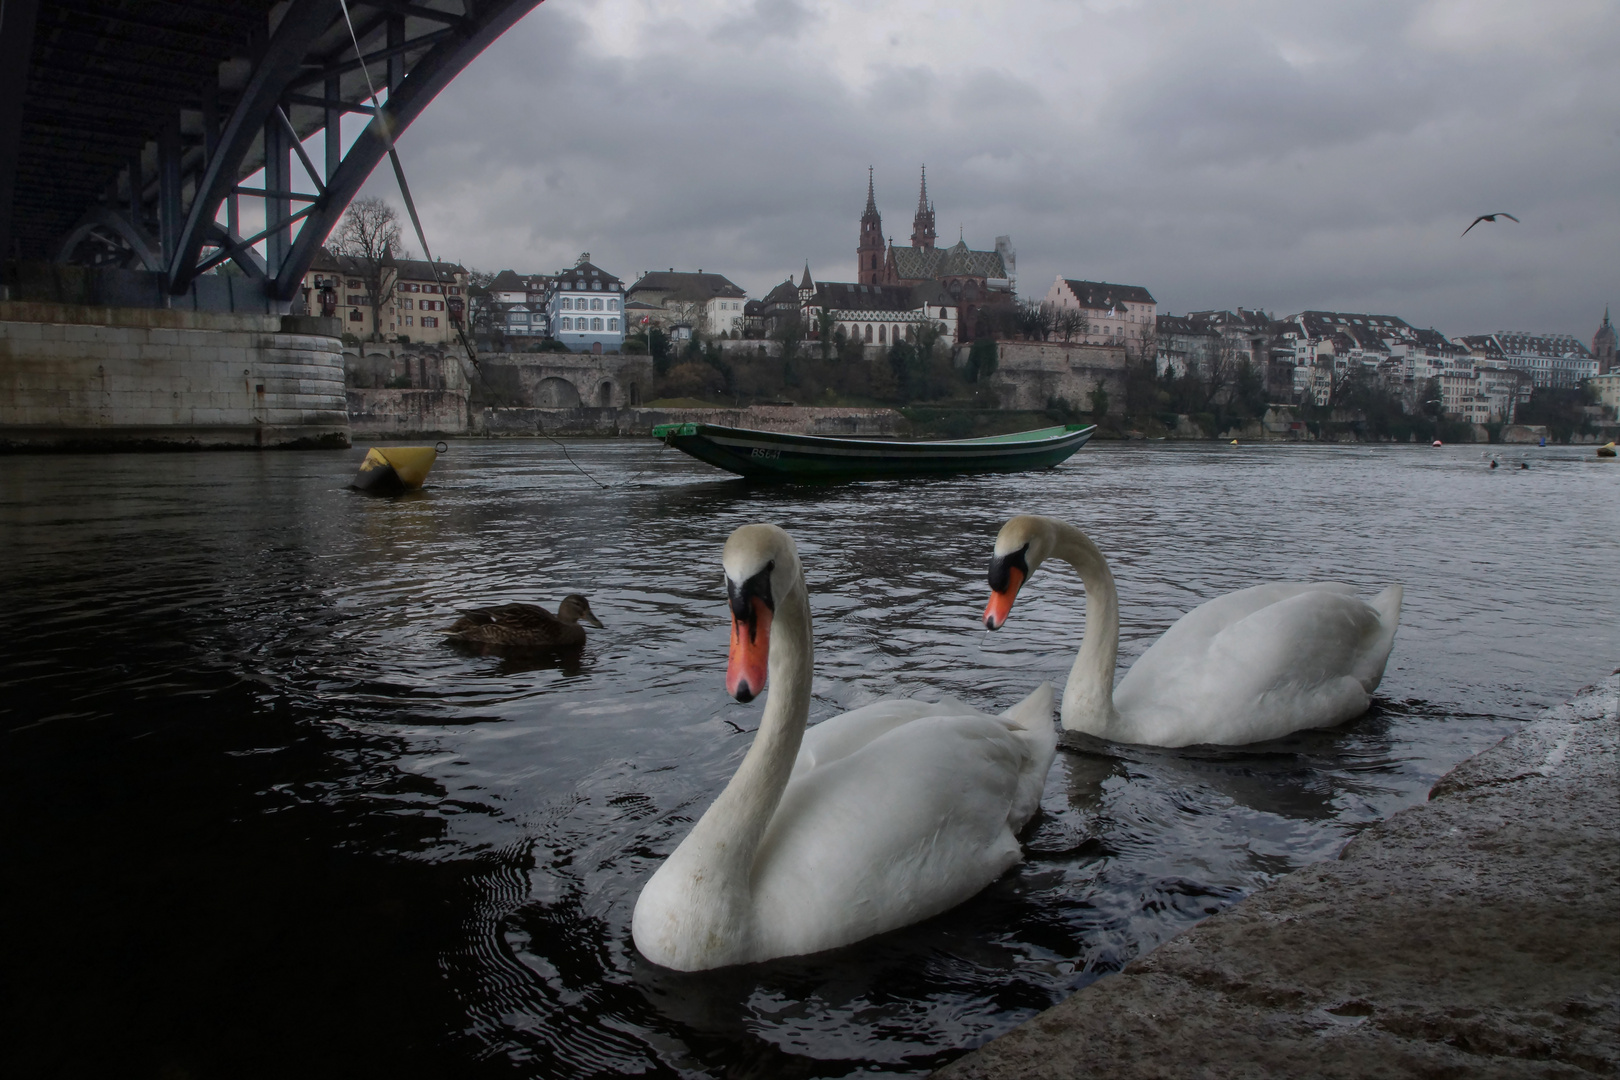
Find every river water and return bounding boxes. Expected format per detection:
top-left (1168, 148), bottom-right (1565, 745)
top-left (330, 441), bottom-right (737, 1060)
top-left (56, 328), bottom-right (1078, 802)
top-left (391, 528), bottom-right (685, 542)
top-left (3, 439), bottom-right (1616, 1079)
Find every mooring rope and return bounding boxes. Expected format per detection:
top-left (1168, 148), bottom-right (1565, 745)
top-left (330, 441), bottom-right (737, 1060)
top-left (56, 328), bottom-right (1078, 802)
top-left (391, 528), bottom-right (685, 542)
top-left (336, 0), bottom-right (480, 374)
top-left (337, 1), bottom-right (671, 490)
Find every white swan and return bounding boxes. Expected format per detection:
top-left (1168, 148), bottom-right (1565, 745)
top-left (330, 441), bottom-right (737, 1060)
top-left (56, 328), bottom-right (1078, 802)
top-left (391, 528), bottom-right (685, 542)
top-left (983, 515), bottom-right (1403, 747)
top-left (632, 524), bottom-right (1058, 972)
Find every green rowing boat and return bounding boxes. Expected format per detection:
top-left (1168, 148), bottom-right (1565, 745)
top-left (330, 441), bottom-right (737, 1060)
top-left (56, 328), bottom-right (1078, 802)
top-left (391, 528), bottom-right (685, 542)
top-left (649, 421), bottom-right (1096, 480)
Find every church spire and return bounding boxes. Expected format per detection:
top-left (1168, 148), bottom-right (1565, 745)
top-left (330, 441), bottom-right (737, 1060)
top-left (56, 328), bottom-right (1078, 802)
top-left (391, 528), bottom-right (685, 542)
top-left (910, 165), bottom-right (936, 250)
top-left (858, 167), bottom-right (885, 284)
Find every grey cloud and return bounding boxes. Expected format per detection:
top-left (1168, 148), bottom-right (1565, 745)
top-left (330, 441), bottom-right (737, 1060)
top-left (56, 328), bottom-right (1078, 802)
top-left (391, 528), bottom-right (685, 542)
top-left (375, 0), bottom-right (1620, 339)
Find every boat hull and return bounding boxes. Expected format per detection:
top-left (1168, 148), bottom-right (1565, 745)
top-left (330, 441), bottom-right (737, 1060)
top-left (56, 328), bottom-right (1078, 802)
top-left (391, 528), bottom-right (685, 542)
top-left (650, 422), bottom-right (1095, 480)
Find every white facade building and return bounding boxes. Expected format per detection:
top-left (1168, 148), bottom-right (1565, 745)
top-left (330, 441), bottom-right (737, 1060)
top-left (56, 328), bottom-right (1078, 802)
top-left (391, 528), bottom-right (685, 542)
top-left (545, 256), bottom-right (625, 353)
top-left (1044, 278), bottom-right (1158, 349)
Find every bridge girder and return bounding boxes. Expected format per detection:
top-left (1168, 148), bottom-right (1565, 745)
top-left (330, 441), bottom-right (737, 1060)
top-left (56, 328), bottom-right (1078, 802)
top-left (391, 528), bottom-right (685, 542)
top-left (3, 1), bottom-right (544, 304)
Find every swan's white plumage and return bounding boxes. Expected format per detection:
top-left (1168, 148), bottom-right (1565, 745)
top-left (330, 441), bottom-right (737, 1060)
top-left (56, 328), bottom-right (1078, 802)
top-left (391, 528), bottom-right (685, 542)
top-left (631, 525), bottom-right (1057, 971)
top-left (992, 516), bottom-right (1403, 748)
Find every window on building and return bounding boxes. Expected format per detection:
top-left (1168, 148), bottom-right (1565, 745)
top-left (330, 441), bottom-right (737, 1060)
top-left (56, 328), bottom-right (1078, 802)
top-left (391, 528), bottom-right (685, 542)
top-left (591, 318), bottom-right (604, 331)
top-left (349, 309), bottom-right (363, 321)
top-left (405, 316), bottom-right (413, 326)
top-left (560, 298), bottom-right (571, 310)
top-left (347, 279), bottom-right (362, 289)
top-left (423, 317), bottom-right (438, 328)
top-left (608, 299), bottom-right (618, 311)
top-left (864, 324), bottom-right (873, 342)
top-left (608, 318), bottom-right (618, 331)
top-left (592, 281), bottom-right (602, 290)
top-left (591, 298), bottom-right (603, 311)
top-left (560, 317), bottom-right (572, 330)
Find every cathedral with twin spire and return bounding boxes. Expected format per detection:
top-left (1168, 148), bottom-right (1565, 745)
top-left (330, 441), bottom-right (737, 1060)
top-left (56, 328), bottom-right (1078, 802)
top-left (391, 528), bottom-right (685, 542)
top-left (856, 167), bottom-right (1015, 339)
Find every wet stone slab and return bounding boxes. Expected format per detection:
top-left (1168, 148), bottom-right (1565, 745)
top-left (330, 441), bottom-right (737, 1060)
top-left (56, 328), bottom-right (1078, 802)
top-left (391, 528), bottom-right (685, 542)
top-left (935, 673), bottom-right (1620, 1080)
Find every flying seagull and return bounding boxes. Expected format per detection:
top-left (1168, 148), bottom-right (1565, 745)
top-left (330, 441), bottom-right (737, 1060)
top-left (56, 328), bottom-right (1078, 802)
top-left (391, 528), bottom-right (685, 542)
top-left (1461, 212), bottom-right (1519, 237)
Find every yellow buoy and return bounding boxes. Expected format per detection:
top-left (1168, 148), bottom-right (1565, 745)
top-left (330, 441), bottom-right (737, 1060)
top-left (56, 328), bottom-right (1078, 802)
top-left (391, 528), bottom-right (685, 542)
top-left (1230, 439), bottom-right (1239, 445)
top-left (353, 445), bottom-right (442, 494)
top-left (1599, 441), bottom-right (1617, 458)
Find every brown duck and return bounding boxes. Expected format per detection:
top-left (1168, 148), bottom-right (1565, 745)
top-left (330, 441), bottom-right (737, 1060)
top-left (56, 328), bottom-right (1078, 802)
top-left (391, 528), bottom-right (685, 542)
top-left (444, 595), bottom-right (604, 648)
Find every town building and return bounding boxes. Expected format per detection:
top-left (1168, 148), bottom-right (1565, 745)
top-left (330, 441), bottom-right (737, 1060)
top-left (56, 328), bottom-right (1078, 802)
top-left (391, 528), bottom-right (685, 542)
top-left (486, 269), bottom-right (552, 339)
top-left (1044, 278), bottom-right (1158, 355)
top-left (624, 270), bottom-right (749, 340)
top-left (1457, 332), bottom-right (1597, 389)
top-left (1590, 371), bottom-right (1620, 414)
top-left (302, 249), bottom-right (468, 344)
top-left (543, 254), bottom-right (625, 353)
top-left (804, 278), bottom-right (958, 347)
top-left (1274, 311), bottom-right (1483, 409)
top-left (857, 167), bottom-right (1015, 341)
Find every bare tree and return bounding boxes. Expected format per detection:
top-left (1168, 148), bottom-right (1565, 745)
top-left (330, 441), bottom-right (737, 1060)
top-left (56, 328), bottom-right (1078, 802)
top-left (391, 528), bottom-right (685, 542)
top-left (1015, 300), bottom-right (1055, 341)
top-left (327, 196), bottom-right (406, 340)
top-left (464, 269), bottom-right (498, 338)
top-left (1055, 307), bottom-right (1088, 343)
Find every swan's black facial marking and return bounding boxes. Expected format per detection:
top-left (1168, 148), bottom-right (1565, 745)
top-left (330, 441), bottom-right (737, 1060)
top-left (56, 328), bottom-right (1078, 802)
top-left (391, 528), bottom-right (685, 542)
top-left (988, 544), bottom-right (1030, 594)
top-left (727, 561), bottom-right (775, 635)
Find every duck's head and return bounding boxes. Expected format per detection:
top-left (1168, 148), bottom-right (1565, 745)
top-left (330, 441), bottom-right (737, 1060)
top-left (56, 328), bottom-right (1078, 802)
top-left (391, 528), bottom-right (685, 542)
top-left (983, 515), bottom-right (1060, 631)
top-left (558, 594), bottom-right (605, 628)
top-left (722, 524), bottom-right (801, 704)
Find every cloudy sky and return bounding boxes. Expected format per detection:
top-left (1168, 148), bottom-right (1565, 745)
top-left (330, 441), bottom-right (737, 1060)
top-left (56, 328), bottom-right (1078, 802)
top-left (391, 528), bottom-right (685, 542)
top-left (364, 0), bottom-right (1619, 340)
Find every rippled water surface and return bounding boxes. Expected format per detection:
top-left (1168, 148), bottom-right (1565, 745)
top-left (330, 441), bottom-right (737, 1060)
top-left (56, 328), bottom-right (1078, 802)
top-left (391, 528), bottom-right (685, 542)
top-left (3, 440), bottom-right (1617, 1078)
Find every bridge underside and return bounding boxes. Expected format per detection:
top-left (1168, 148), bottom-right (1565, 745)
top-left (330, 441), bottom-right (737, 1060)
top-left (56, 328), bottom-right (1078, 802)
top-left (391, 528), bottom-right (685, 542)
top-left (2, 0), bottom-right (542, 308)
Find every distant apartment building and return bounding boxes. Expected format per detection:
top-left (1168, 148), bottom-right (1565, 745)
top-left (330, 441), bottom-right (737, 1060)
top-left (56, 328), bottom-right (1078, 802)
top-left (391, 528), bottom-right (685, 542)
top-left (1456, 332), bottom-right (1597, 389)
top-left (303, 249), bottom-right (467, 344)
top-left (487, 269), bottom-right (552, 338)
top-left (544, 255), bottom-right (625, 353)
top-left (1044, 278), bottom-right (1158, 352)
top-left (624, 269), bottom-right (749, 339)
top-left (1273, 311), bottom-right (1489, 410)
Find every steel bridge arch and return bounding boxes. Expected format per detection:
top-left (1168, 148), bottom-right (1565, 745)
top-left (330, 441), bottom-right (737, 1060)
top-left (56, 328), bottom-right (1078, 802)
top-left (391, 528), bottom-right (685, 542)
top-left (3, 1), bottom-right (545, 305)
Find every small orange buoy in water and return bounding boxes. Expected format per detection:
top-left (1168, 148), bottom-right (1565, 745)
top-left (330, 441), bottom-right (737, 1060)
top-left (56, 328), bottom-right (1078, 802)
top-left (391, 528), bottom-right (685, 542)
top-left (1432, 439), bottom-right (1443, 447)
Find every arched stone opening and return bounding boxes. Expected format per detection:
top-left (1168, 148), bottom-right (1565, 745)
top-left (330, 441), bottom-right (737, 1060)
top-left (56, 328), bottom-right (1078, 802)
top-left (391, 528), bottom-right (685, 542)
top-left (536, 376), bottom-right (582, 408)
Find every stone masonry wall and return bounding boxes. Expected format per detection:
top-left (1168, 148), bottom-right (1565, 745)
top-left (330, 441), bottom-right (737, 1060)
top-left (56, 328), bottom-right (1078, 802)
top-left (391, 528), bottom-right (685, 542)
top-left (0, 302), bottom-right (349, 449)
top-left (475, 404), bottom-right (905, 437)
top-left (978, 341), bottom-right (1131, 413)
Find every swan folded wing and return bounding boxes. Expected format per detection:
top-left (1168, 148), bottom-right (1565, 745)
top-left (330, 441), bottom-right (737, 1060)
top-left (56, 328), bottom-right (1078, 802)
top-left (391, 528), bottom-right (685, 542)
top-left (792, 695), bottom-right (984, 777)
top-left (1113, 588), bottom-right (1391, 746)
top-left (1131, 582), bottom-right (1355, 666)
top-left (999, 682), bottom-right (1057, 829)
top-left (751, 713), bottom-right (1031, 959)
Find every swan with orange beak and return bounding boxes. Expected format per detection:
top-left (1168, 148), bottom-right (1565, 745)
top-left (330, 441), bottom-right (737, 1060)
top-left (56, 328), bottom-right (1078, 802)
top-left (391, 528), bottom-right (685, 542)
top-left (983, 514), bottom-right (1403, 747)
top-left (632, 523), bottom-right (1056, 971)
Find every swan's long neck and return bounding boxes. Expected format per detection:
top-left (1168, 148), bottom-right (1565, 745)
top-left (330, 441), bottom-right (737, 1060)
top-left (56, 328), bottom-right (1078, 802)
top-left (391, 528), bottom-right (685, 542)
top-left (1045, 522), bottom-right (1121, 734)
top-left (674, 573), bottom-right (813, 908)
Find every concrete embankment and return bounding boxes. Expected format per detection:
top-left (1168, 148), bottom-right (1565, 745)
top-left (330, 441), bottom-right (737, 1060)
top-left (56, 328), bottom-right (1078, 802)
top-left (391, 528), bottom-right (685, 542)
top-left (1, 302), bottom-right (349, 449)
top-left (937, 674), bottom-right (1620, 1079)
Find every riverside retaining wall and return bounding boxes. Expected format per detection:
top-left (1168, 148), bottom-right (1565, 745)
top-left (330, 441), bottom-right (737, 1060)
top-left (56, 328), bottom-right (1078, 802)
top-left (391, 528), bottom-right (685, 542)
top-left (935, 673), bottom-right (1620, 1079)
top-left (474, 404), bottom-right (905, 438)
top-left (0, 302), bottom-right (349, 449)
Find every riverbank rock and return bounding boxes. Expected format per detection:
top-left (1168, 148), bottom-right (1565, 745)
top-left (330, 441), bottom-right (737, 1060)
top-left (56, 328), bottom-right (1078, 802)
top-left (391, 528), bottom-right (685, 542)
top-left (935, 673), bottom-right (1620, 1079)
